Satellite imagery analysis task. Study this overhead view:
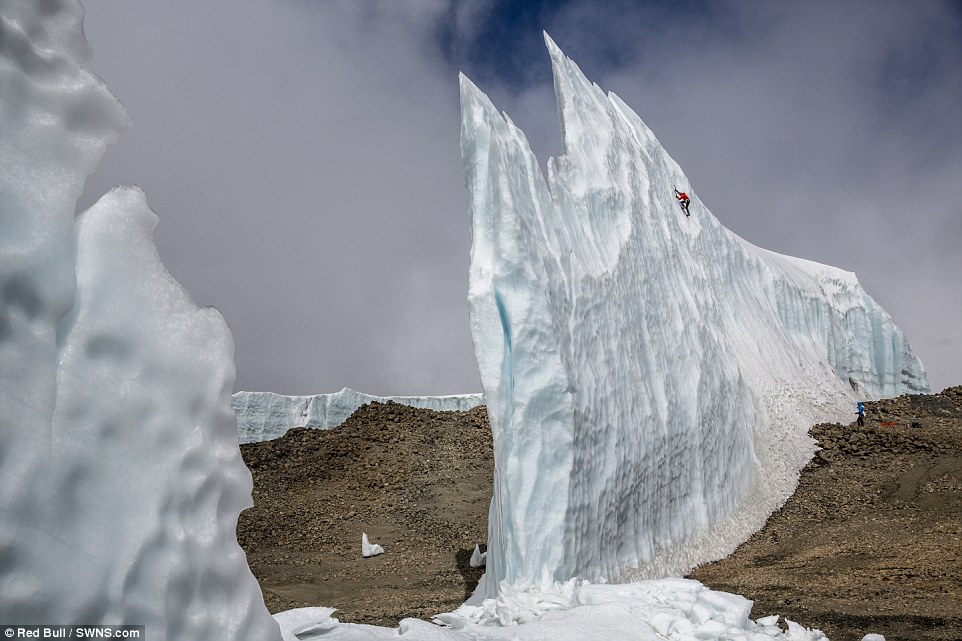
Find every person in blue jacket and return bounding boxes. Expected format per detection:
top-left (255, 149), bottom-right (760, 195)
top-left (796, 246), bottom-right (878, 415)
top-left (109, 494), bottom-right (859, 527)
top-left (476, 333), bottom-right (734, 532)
top-left (856, 401), bottom-right (865, 427)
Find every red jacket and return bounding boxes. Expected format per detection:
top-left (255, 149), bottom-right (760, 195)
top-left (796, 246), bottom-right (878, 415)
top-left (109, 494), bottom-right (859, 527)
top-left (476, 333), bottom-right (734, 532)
top-left (676, 192), bottom-right (689, 201)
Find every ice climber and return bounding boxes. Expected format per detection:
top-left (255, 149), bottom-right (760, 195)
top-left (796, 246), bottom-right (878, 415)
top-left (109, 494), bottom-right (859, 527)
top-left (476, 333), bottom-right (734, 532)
top-left (856, 401), bottom-right (865, 427)
top-left (674, 189), bottom-right (691, 216)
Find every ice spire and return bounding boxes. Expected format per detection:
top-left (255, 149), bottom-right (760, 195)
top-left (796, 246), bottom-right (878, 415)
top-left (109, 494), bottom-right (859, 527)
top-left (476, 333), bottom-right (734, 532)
top-left (460, 33), bottom-right (927, 595)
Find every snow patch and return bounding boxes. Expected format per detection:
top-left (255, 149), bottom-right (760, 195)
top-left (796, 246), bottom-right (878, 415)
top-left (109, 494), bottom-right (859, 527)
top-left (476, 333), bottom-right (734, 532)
top-left (361, 533), bottom-right (384, 558)
top-left (470, 544), bottom-right (487, 567)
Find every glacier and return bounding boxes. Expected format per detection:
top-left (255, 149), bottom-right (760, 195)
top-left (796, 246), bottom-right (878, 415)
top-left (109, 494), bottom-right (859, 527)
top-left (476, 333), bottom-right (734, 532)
top-left (459, 33), bottom-right (928, 594)
top-left (233, 388), bottom-right (483, 443)
top-left (0, 1), bottom-right (280, 638)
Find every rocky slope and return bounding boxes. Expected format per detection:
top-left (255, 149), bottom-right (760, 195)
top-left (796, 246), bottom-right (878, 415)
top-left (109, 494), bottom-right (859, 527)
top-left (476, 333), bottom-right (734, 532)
top-left (689, 387), bottom-right (962, 641)
top-left (237, 388), bottom-right (961, 640)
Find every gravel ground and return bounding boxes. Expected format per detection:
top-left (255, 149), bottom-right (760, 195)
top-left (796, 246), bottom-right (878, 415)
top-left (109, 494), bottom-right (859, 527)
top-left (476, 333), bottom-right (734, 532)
top-left (237, 402), bottom-right (491, 626)
top-left (689, 387), bottom-right (962, 641)
top-left (237, 387), bottom-right (962, 639)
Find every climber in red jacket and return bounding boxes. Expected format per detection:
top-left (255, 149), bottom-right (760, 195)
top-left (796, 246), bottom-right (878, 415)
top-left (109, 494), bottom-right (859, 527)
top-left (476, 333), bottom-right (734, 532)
top-left (674, 188), bottom-right (691, 216)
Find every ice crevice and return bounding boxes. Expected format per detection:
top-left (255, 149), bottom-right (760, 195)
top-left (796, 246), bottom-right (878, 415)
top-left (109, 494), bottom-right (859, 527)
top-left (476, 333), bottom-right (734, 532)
top-left (460, 32), bottom-right (927, 595)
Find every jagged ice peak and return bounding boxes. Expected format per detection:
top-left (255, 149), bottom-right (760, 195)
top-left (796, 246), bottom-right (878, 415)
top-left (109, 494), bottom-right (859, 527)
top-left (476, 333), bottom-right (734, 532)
top-left (459, 33), bottom-right (927, 595)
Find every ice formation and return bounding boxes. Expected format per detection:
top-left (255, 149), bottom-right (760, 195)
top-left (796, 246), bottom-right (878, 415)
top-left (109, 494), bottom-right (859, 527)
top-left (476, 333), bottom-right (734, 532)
top-left (275, 578), bottom-right (832, 640)
top-left (459, 34), bottom-right (928, 594)
top-left (361, 533), bottom-right (385, 558)
top-left (0, 1), bottom-right (280, 638)
top-left (233, 388), bottom-right (483, 443)
top-left (470, 544), bottom-right (488, 568)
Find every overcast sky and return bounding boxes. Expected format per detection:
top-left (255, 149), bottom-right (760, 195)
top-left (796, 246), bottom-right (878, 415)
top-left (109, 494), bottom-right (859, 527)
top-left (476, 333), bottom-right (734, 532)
top-left (77, 0), bottom-right (961, 395)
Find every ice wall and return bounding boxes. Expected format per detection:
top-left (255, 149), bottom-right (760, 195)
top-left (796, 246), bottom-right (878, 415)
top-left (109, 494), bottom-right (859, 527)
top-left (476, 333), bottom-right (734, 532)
top-left (459, 34), bottom-right (928, 594)
top-left (0, 2), bottom-right (280, 638)
top-left (233, 388), bottom-right (484, 443)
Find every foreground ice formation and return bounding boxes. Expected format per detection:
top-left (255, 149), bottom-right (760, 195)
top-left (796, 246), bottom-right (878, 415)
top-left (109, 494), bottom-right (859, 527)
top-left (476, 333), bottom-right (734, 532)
top-left (233, 388), bottom-right (483, 443)
top-left (0, 1), bottom-right (280, 638)
top-left (459, 34), bottom-right (928, 593)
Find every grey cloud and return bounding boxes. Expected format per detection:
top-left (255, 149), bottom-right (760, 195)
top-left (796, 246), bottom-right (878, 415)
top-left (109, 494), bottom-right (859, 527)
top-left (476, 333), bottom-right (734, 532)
top-left (81, 0), bottom-right (478, 395)
top-left (77, 0), bottom-right (960, 394)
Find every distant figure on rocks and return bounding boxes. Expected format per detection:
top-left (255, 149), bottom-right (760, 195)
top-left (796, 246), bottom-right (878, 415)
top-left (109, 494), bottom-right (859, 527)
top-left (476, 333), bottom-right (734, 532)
top-left (856, 401), bottom-right (865, 427)
top-left (674, 189), bottom-right (691, 216)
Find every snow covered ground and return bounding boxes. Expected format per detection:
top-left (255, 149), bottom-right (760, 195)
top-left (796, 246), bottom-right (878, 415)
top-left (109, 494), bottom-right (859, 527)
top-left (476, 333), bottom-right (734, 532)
top-left (273, 577), bottom-right (833, 640)
top-left (0, 3), bottom-right (914, 640)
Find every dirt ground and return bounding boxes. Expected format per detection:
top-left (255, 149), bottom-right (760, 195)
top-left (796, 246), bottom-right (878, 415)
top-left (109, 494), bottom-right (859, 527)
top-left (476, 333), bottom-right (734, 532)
top-left (237, 402), bottom-right (492, 626)
top-left (237, 387), bottom-right (962, 639)
top-left (689, 387), bottom-right (962, 641)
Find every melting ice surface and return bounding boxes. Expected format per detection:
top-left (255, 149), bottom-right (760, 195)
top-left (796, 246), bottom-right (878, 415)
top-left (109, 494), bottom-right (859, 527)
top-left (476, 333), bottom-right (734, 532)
top-left (460, 34), bottom-right (927, 594)
top-left (0, 1), bottom-right (921, 638)
top-left (0, 1), bottom-right (279, 638)
top-left (461, 36), bottom-right (928, 595)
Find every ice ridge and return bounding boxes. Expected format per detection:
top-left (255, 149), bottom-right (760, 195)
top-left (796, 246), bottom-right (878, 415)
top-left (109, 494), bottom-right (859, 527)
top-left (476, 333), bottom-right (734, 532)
top-left (459, 33), bottom-right (927, 594)
top-left (0, 2), bottom-right (281, 637)
top-left (233, 388), bottom-right (484, 443)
